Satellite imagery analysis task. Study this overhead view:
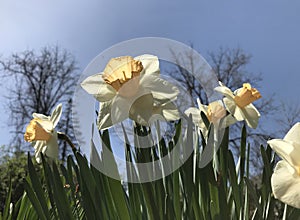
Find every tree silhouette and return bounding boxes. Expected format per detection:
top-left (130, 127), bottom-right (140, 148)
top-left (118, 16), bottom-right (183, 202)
top-left (0, 46), bottom-right (79, 160)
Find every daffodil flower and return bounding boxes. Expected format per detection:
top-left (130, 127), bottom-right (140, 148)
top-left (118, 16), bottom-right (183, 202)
top-left (214, 82), bottom-right (261, 128)
top-left (185, 99), bottom-right (228, 138)
top-left (24, 104), bottom-right (62, 163)
top-left (81, 54), bottom-right (180, 130)
top-left (267, 123), bottom-right (300, 209)
top-left (185, 98), bottom-right (236, 138)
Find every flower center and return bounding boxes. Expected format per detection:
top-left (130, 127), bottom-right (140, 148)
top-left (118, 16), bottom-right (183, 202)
top-left (102, 56), bottom-right (143, 93)
top-left (24, 119), bottom-right (52, 142)
top-left (234, 83), bottom-right (262, 108)
top-left (207, 102), bottom-right (226, 124)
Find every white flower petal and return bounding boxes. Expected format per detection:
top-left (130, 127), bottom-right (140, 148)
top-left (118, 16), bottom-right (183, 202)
top-left (223, 97), bottom-right (244, 120)
top-left (36, 120), bottom-right (54, 133)
top-left (214, 85), bottom-right (235, 100)
top-left (185, 107), bottom-right (202, 126)
top-left (268, 139), bottom-right (300, 169)
top-left (241, 104), bottom-right (260, 129)
top-left (81, 73), bottom-right (116, 102)
top-left (196, 98), bottom-right (208, 114)
top-left (33, 141), bottom-right (46, 164)
top-left (97, 101), bottom-right (114, 130)
top-left (43, 131), bottom-right (59, 160)
top-left (50, 104), bottom-right (62, 128)
top-left (140, 74), bottom-right (179, 102)
top-left (128, 93), bottom-right (154, 126)
top-left (220, 114), bottom-right (237, 128)
top-left (135, 54), bottom-right (159, 75)
top-left (160, 102), bottom-right (180, 121)
top-left (32, 113), bottom-right (49, 120)
top-left (284, 122), bottom-right (300, 144)
top-left (271, 160), bottom-right (300, 209)
top-left (110, 94), bottom-right (146, 126)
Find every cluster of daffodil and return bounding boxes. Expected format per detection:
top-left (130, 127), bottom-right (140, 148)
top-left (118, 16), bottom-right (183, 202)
top-left (185, 81), bottom-right (262, 140)
top-left (23, 53), bottom-right (300, 210)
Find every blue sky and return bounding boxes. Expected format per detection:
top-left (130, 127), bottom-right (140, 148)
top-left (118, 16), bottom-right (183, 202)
top-left (1, 0), bottom-right (300, 146)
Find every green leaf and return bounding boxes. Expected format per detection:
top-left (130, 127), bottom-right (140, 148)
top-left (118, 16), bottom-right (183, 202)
top-left (27, 153), bottom-right (51, 220)
top-left (51, 161), bottom-right (74, 220)
top-left (227, 150), bottom-right (241, 217)
top-left (75, 152), bottom-right (101, 219)
top-left (2, 181), bottom-right (12, 220)
top-left (23, 178), bottom-right (47, 220)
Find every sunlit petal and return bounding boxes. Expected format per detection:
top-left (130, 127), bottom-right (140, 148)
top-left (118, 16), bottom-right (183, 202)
top-left (160, 101), bottom-right (180, 121)
top-left (50, 103), bottom-right (62, 128)
top-left (140, 74), bottom-right (179, 101)
top-left (128, 94), bottom-right (154, 126)
top-left (81, 73), bottom-right (116, 102)
top-left (33, 141), bottom-right (46, 164)
top-left (43, 132), bottom-right (59, 160)
top-left (135, 54), bottom-right (159, 75)
top-left (268, 139), bottom-right (300, 170)
top-left (36, 120), bottom-right (54, 133)
top-left (284, 122), bottom-right (300, 144)
top-left (97, 101), bottom-right (114, 130)
top-left (185, 107), bottom-right (201, 126)
top-left (214, 85), bottom-right (235, 100)
top-left (241, 104), bottom-right (260, 129)
top-left (271, 160), bottom-right (300, 209)
top-left (32, 113), bottom-right (49, 120)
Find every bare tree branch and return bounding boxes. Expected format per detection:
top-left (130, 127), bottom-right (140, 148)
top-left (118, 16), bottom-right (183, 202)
top-left (0, 45), bottom-right (80, 160)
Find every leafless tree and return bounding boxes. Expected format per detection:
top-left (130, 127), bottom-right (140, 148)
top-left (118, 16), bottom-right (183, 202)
top-left (0, 46), bottom-right (79, 160)
top-left (277, 101), bottom-right (300, 135)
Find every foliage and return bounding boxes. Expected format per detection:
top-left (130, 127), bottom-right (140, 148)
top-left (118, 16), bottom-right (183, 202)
top-left (0, 151), bottom-right (40, 214)
top-left (2, 121), bottom-right (300, 219)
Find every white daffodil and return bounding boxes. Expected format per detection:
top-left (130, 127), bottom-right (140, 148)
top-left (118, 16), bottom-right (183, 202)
top-left (81, 54), bottom-right (179, 130)
top-left (214, 82), bottom-right (261, 129)
top-left (267, 123), bottom-right (300, 209)
top-left (24, 104), bottom-right (62, 163)
top-left (184, 98), bottom-right (227, 138)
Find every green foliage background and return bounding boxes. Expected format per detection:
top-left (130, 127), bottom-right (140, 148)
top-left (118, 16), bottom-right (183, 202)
top-left (1, 121), bottom-right (300, 219)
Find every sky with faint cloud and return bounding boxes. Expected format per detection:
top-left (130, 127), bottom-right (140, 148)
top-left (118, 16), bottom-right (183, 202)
top-left (1, 0), bottom-right (300, 147)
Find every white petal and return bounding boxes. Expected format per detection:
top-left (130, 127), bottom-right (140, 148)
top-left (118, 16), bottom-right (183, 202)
top-left (128, 93), bottom-right (154, 126)
top-left (110, 95), bottom-right (138, 126)
top-left (97, 101), bottom-right (114, 130)
top-left (185, 107), bottom-right (202, 126)
top-left (196, 98), bottom-right (208, 114)
top-left (220, 114), bottom-right (237, 128)
top-left (81, 73), bottom-right (116, 102)
top-left (43, 131), bottom-right (59, 160)
top-left (135, 54), bottom-right (160, 75)
top-left (140, 74), bottom-right (179, 102)
top-left (36, 120), bottom-right (54, 133)
top-left (271, 160), bottom-right (300, 209)
top-left (284, 122), bottom-right (300, 144)
top-left (214, 86), bottom-right (235, 100)
top-left (32, 113), bottom-right (49, 120)
top-left (223, 98), bottom-right (243, 121)
top-left (50, 104), bottom-right (62, 128)
top-left (268, 139), bottom-right (300, 169)
top-left (33, 141), bottom-right (46, 164)
top-left (160, 102), bottom-right (180, 121)
top-left (241, 104), bottom-right (260, 129)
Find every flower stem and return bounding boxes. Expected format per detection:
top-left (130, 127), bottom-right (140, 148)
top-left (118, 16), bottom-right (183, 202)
top-left (57, 132), bottom-right (77, 152)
